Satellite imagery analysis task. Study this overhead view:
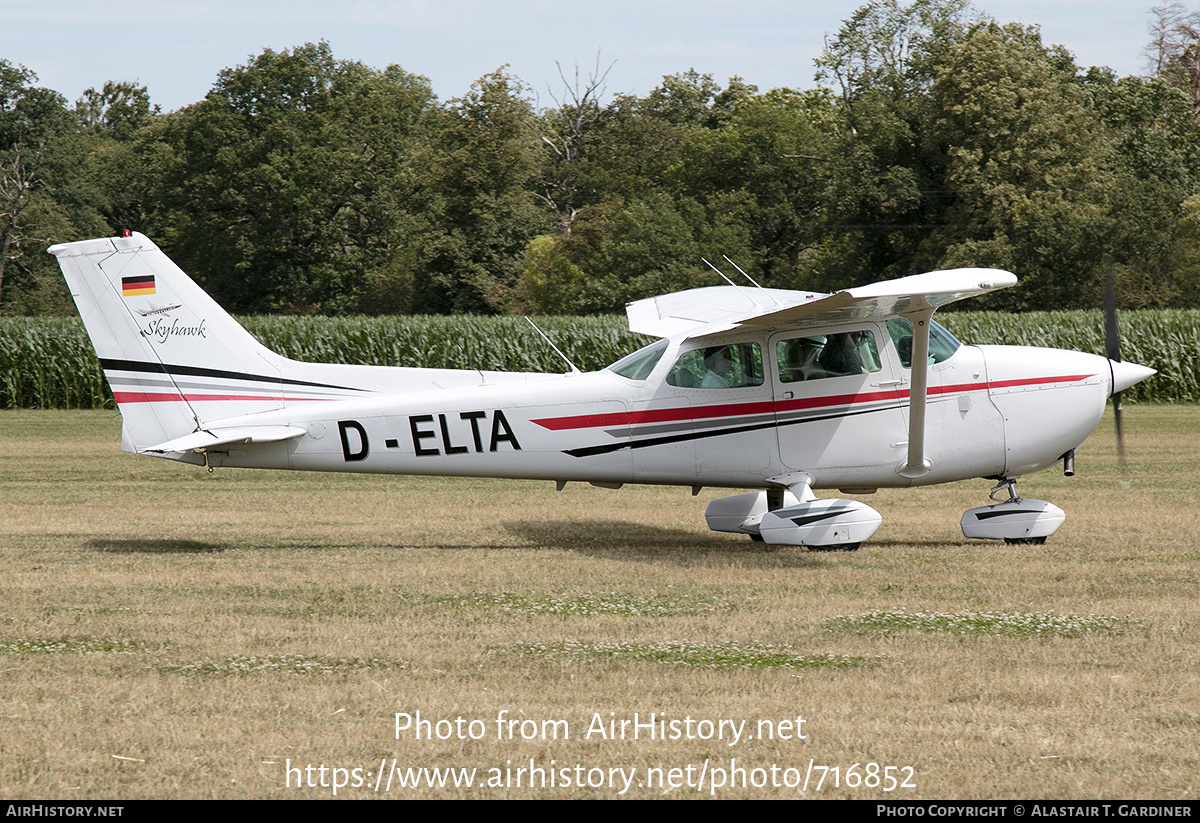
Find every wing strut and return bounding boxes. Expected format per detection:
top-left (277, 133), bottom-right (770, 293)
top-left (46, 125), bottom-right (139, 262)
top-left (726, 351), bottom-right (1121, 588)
top-left (897, 308), bottom-right (934, 479)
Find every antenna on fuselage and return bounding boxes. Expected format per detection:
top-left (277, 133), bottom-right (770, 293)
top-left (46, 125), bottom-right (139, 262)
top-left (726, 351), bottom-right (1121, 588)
top-left (524, 316), bottom-right (581, 374)
top-left (723, 255), bottom-right (767, 291)
top-left (702, 257), bottom-right (741, 288)
top-left (703, 257), bottom-right (780, 308)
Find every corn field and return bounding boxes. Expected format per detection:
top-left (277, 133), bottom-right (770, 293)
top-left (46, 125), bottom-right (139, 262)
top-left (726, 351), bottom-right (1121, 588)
top-left (1, 311), bottom-right (1195, 409)
top-left (246, 315), bottom-right (651, 375)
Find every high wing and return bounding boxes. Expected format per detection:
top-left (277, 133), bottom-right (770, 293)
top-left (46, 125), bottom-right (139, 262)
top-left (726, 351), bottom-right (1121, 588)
top-left (628, 268), bottom-right (1018, 482)
top-left (626, 268), bottom-right (1016, 341)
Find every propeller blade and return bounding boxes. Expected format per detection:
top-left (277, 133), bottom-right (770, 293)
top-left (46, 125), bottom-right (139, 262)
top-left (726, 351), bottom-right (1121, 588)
top-left (1104, 257), bottom-right (1121, 364)
top-left (1113, 389), bottom-right (1126, 467)
top-left (1104, 258), bottom-right (1127, 472)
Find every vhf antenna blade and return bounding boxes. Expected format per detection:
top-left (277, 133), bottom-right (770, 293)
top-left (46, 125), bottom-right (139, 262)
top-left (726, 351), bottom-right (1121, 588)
top-left (723, 254), bottom-right (765, 289)
top-left (524, 317), bottom-right (580, 373)
top-left (702, 257), bottom-right (740, 288)
top-left (703, 257), bottom-right (776, 307)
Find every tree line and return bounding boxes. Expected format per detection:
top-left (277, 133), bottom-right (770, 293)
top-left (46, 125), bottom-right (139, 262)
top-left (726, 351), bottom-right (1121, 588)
top-left (2, 0), bottom-right (1199, 316)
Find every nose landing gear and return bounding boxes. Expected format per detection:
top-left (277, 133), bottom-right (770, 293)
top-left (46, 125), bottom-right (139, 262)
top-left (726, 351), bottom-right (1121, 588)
top-left (960, 477), bottom-right (1065, 545)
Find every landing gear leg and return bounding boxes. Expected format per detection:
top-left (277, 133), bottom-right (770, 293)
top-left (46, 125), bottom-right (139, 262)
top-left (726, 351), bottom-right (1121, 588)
top-left (766, 488), bottom-right (785, 512)
top-left (989, 477), bottom-right (1020, 505)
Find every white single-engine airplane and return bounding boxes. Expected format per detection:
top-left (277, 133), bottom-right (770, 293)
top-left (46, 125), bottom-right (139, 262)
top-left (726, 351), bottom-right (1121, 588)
top-left (51, 233), bottom-right (1155, 550)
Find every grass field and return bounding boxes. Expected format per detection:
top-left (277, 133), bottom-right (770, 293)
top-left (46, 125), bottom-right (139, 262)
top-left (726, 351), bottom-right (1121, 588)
top-left (1, 406), bottom-right (1197, 799)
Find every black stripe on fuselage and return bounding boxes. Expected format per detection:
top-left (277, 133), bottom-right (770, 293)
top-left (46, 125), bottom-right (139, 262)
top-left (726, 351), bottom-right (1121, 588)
top-left (563, 403), bottom-right (890, 458)
top-left (98, 358), bottom-right (369, 393)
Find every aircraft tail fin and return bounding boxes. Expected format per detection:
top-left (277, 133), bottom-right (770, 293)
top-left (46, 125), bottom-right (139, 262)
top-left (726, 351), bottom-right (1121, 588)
top-left (50, 232), bottom-right (292, 455)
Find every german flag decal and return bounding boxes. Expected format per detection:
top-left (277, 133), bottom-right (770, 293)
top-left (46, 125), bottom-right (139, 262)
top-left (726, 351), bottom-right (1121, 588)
top-left (122, 275), bottom-right (156, 296)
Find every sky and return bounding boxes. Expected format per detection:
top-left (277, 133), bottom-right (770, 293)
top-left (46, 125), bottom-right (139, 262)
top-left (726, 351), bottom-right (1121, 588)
top-left (0, 0), bottom-right (1168, 112)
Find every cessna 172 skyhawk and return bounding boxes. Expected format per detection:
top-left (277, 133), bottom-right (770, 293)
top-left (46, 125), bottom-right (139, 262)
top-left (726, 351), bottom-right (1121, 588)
top-left (51, 232), bottom-right (1155, 550)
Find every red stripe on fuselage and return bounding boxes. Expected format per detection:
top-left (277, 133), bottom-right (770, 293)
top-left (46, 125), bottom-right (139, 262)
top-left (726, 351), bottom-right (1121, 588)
top-left (976, 374), bottom-right (1094, 391)
top-left (531, 374), bottom-right (1097, 431)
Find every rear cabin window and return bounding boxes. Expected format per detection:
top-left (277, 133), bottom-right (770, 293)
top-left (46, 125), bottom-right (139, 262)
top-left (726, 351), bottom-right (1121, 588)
top-left (666, 343), bottom-right (764, 389)
top-left (776, 330), bottom-right (882, 383)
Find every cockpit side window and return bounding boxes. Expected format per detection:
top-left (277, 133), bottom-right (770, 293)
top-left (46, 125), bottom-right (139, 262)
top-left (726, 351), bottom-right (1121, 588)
top-left (886, 318), bottom-right (962, 368)
top-left (667, 342), bottom-right (763, 389)
top-left (776, 330), bottom-right (882, 383)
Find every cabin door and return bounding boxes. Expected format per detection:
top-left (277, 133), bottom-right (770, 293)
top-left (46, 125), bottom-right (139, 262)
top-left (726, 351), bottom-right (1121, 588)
top-left (769, 325), bottom-right (909, 486)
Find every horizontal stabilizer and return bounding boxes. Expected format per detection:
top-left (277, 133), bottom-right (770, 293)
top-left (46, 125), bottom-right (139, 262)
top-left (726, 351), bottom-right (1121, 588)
top-left (145, 425), bottom-right (306, 454)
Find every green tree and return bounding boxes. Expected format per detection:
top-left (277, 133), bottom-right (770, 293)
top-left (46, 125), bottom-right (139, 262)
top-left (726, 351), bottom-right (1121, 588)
top-left (75, 81), bottom-right (158, 141)
top-left (1166, 194), bottom-right (1200, 299)
top-left (149, 43), bottom-right (436, 313)
top-left (813, 0), bottom-right (979, 288)
top-left (0, 61), bottom-right (78, 314)
top-left (1145, 1), bottom-right (1200, 121)
top-left (534, 59), bottom-right (614, 233)
top-left (641, 69), bottom-right (756, 129)
top-left (816, 0), bottom-right (978, 106)
top-left (412, 69), bottom-right (551, 313)
top-left (58, 81), bottom-right (163, 248)
top-left (668, 88), bottom-right (842, 289)
top-left (562, 72), bottom-right (757, 208)
top-left (1084, 69), bottom-right (1200, 306)
top-left (515, 70), bottom-right (767, 313)
top-left (920, 23), bottom-right (1113, 309)
top-left (515, 191), bottom-right (751, 314)
top-left (564, 92), bottom-right (680, 203)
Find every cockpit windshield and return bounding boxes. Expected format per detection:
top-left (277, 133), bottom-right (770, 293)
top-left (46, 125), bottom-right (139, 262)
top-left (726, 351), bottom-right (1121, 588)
top-left (607, 338), bottom-right (669, 381)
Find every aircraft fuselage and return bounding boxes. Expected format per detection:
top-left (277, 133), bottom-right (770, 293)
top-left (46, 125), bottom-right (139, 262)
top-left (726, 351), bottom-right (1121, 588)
top-left (196, 330), bottom-right (1112, 492)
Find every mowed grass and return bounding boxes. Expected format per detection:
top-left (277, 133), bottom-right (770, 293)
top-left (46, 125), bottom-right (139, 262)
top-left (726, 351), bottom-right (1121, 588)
top-left (0, 407), bottom-right (1197, 799)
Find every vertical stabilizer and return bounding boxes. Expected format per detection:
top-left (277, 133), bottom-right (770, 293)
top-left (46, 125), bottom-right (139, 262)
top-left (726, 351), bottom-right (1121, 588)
top-left (50, 233), bottom-right (286, 453)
